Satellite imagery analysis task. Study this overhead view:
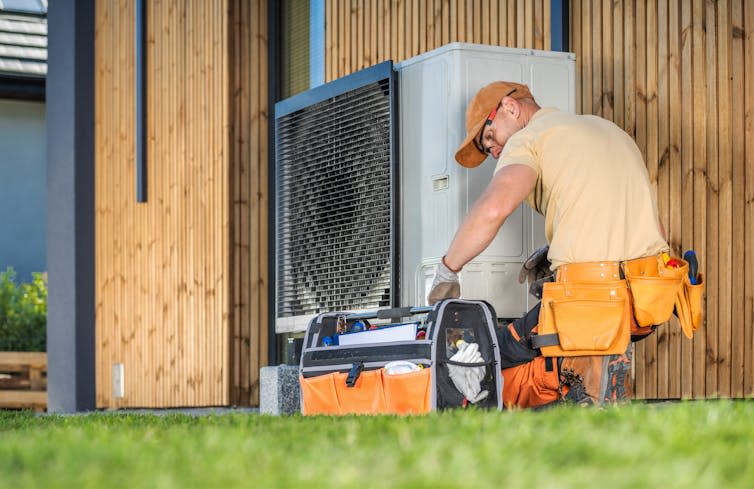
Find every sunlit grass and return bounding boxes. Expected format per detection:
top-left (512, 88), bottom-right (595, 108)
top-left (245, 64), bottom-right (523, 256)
top-left (1, 400), bottom-right (752, 488)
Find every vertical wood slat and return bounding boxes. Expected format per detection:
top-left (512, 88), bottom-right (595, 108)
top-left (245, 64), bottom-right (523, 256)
top-left (601, 0), bottom-right (613, 120)
top-left (631, 0), bottom-right (650, 399)
top-left (690, 0), bottom-right (707, 399)
top-left (572, 0), bottom-right (581, 112)
top-left (425, 0), bottom-right (433, 48)
top-left (612, 0), bottom-right (623, 130)
top-left (730, 0), bottom-right (745, 398)
top-left (369, 0), bottom-right (377, 65)
top-left (591, 0), bottom-right (602, 116)
top-left (582, 0), bottom-right (593, 115)
top-left (716, 0), bottom-right (732, 398)
top-left (679, 0), bottom-right (694, 399)
top-left (646, 0), bottom-right (660, 400)
top-left (259, 0), bottom-right (271, 404)
top-left (744, 0), bottom-right (754, 398)
top-left (655, 0), bottom-right (670, 401)
top-left (666, 0), bottom-right (682, 400)
top-left (704, 0), bottom-right (720, 398)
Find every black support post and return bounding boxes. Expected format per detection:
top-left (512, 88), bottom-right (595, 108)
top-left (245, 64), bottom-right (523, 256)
top-left (268, 0), bottom-right (280, 366)
top-left (135, 0), bottom-right (147, 202)
top-left (46, 0), bottom-right (96, 412)
top-left (551, 0), bottom-right (570, 52)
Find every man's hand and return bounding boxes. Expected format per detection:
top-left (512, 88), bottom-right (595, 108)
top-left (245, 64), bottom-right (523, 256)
top-left (428, 259), bottom-right (461, 305)
top-left (518, 245), bottom-right (553, 299)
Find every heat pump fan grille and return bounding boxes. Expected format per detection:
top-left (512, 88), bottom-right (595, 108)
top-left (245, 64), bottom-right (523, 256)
top-left (275, 63), bottom-right (397, 321)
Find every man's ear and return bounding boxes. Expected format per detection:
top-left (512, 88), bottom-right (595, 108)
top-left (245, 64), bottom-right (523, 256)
top-left (502, 97), bottom-right (520, 118)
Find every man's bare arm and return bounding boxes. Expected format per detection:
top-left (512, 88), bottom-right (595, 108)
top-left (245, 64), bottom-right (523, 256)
top-left (443, 164), bottom-right (538, 271)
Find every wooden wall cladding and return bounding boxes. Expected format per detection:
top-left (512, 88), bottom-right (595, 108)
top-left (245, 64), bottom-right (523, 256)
top-left (228, 0), bottom-right (270, 407)
top-left (572, 0), bottom-right (753, 399)
top-left (95, 0), bottom-right (231, 408)
top-left (325, 0), bottom-right (551, 81)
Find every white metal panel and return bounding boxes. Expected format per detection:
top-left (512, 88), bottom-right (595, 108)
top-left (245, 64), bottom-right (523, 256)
top-left (398, 43), bottom-right (575, 318)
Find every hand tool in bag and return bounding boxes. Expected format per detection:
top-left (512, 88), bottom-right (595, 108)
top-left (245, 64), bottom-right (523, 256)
top-left (683, 250), bottom-right (698, 285)
top-left (661, 252), bottom-right (682, 269)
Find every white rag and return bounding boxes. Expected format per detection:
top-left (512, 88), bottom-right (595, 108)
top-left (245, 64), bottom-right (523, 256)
top-left (447, 340), bottom-right (489, 404)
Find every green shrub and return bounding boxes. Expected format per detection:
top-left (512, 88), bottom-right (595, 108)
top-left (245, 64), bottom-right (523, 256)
top-left (0, 267), bottom-right (47, 351)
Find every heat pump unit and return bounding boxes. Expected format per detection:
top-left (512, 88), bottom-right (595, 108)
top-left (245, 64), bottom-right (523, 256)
top-left (275, 43), bottom-right (575, 333)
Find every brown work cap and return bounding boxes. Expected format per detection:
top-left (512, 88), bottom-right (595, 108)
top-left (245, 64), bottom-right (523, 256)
top-left (454, 81), bottom-right (534, 168)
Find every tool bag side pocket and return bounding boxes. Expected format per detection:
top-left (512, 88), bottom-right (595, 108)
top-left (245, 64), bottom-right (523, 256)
top-left (333, 369), bottom-right (386, 414)
top-left (382, 368), bottom-right (432, 414)
top-left (623, 255), bottom-right (686, 327)
top-left (300, 373), bottom-right (340, 415)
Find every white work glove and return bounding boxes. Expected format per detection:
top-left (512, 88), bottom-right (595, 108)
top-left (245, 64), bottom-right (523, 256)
top-left (427, 258), bottom-right (460, 305)
top-left (518, 245), bottom-right (553, 299)
top-left (447, 341), bottom-right (489, 404)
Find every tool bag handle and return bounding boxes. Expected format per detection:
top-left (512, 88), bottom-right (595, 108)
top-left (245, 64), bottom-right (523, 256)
top-left (345, 306), bottom-right (433, 321)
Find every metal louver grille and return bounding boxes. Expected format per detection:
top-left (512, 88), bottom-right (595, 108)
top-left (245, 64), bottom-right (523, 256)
top-left (275, 62), bottom-right (397, 326)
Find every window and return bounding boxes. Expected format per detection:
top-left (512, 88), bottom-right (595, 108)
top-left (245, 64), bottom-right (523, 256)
top-left (279, 0), bottom-right (324, 99)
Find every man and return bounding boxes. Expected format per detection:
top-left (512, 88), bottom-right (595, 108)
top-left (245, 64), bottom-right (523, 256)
top-left (428, 81), bottom-right (670, 408)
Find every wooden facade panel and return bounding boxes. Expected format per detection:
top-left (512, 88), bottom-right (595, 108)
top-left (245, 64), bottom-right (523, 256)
top-left (744, 0), bottom-right (754, 398)
top-left (91, 0), bottom-right (751, 407)
top-left (95, 0), bottom-right (231, 408)
top-left (228, 0), bottom-right (269, 407)
top-left (572, 0), bottom-right (754, 399)
top-left (730, 0), bottom-right (746, 398)
top-left (324, 0), bottom-right (550, 81)
top-left (323, 0), bottom-right (753, 400)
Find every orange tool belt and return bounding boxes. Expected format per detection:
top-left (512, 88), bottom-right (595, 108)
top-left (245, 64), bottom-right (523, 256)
top-left (531, 253), bottom-right (704, 357)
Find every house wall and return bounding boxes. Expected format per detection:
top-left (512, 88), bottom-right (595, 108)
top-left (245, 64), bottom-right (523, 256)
top-left (94, 0), bottom-right (268, 408)
top-left (95, 0), bottom-right (231, 408)
top-left (570, 0), bottom-right (754, 400)
top-left (228, 0), bottom-right (270, 407)
top-left (323, 0), bottom-right (754, 399)
top-left (0, 98), bottom-right (46, 282)
top-left (90, 0), bottom-right (751, 406)
top-left (325, 0), bottom-right (551, 81)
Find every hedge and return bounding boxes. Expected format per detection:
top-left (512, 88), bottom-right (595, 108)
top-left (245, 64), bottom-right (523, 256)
top-left (0, 268), bottom-right (47, 352)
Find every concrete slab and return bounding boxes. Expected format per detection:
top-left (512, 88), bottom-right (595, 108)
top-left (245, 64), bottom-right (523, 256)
top-left (259, 365), bottom-right (300, 415)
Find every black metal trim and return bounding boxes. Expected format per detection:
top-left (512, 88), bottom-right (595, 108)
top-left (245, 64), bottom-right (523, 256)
top-left (274, 60), bottom-right (394, 117)
top-left (303, 343), bottom-right (432, 366)
top-left (0, 75), bottom-right (45, 101)
top-left (274, 60), bottom-right (396, 321)
top-left (135, 0), bottom-right (147, 202)
top-left (550, 0), bottom-right (570, 52)
top-left (268, 0), bottom-right (280, 366)
top-left (388, 63), bottom-right (400, 308)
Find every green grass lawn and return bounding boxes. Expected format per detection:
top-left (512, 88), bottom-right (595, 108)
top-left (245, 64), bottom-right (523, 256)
top-left (1, 400), bottom-right (753, 489)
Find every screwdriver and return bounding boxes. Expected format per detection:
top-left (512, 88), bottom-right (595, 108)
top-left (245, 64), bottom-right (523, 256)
top-left (683, 250), bottom-right (698, 285)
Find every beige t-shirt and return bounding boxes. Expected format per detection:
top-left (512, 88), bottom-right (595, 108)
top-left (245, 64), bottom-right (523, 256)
top-left (494, 107), bottom-right (668, 270)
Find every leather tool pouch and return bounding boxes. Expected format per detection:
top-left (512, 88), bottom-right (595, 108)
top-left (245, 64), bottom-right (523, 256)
top-left (622, 255), bottom-right (685, 327)
top-left (622, 254), bottom-right (704, 338)
top-left (535, 280), bottom-right (631, 357)
top-left (675, 274), bottom-right (705, 338)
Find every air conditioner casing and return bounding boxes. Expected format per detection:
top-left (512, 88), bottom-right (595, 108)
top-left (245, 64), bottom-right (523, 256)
top-left (397, 43), bottom-right (575, 318)
top-left (274, 43), bottom-right (575, 333)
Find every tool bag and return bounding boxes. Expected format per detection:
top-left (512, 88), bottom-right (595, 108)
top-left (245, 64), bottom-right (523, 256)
top-left (299, 299), bottom-right (503, 415)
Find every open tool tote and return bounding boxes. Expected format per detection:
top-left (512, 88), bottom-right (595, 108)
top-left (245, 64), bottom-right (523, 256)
top-left (299, 299), bottom-right (504, 415)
